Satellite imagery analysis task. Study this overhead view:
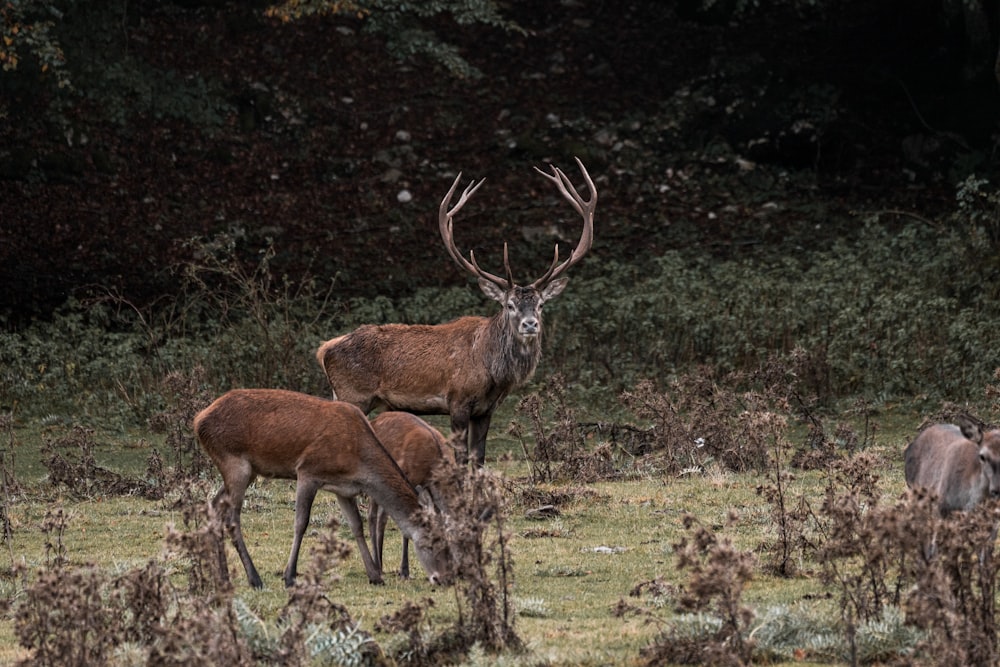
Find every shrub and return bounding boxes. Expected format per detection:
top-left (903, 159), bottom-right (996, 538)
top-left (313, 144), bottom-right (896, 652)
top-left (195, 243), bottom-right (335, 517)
top-left (639, 513), bottom-right (755, 666)
top-left (420, 455), bottom-right (522, 659)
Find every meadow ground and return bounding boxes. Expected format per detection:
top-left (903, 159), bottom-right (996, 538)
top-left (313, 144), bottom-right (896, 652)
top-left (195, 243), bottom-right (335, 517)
top-left (0, 408), bottom-right (916, 666)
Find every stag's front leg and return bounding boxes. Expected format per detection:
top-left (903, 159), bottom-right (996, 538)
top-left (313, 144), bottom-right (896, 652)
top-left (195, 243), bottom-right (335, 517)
top-left (469, 413), bottom-right (493, 467)
top-left (451, 408), bottom-right (473, 464)
top-left (337, 495), bottom-right (384, 585)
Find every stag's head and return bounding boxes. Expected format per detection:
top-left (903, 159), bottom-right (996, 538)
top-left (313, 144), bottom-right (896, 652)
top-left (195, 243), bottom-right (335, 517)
top-left (438, 158), bottom-right (596, 342)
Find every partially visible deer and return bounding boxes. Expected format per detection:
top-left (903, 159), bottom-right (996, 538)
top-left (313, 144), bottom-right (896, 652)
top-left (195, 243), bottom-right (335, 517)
top-left (368, 411), bottom-right (454, 578)
top-left (904, 419), bottom-right (1000, 515)
top-left (193, 388), bottom-right (451, 588)
top-left (317, 158), bottom-right (596, 465)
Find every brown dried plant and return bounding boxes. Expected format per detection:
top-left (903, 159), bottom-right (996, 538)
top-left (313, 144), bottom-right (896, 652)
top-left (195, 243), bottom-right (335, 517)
top-left (621, 367), bottom-right (783, 474)
top-left (147, 366), bottom-right (213, 481)
top-left (419, 451), bottom-right (523, 660)
top-left (900, 494), bottom-right (1000, 666)
top-left (0, 411), bottom-right (18, 566)
top-left (41, 424), bottom-right (152, 498)
top-left (639, 513), bottom-right (755, 666)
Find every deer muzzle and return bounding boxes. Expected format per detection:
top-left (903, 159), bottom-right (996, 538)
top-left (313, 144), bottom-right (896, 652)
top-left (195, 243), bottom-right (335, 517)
top-left (519, 317), bottom-right (539, 336)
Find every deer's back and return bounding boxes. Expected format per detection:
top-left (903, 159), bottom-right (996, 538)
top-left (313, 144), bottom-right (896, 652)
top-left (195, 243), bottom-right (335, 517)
top-left (194, 389), bottom-right (377, 479)
top-left (318, 318), bottom-right (490, 409)
top-left (371, 412), bottom-right (452, 486)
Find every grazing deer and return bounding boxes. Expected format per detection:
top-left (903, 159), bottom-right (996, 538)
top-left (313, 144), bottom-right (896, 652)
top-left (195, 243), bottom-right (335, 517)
top-left (317, 158), bottom-right (596, 465)
top-left (904, 420), bottom-right (1000, 515)
top-left (193, 388), bottom-right (450, 588)
top-left (369, 411), bottom-right (454, 578)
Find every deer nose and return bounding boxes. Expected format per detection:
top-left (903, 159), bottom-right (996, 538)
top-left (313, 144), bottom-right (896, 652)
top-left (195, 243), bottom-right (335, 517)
top-left (429, 572), bottom-right (440, 586)
top-left (520, 318), bottom-right (539, 335)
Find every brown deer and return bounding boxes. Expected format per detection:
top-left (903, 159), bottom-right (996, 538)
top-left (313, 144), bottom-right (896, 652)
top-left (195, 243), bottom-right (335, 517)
top-left (193, 388), bottom-right (451, 589)
top-left (316, 159), bottom-right (596, 465)
top-left (368, 411), bottom-right (454, 578)
top-left (904, 420), bottom-right (1000, 515)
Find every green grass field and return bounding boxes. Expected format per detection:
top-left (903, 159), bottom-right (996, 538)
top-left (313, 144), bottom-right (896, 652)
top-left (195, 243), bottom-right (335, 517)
top-left (0, 407), bottom-right (918, 666)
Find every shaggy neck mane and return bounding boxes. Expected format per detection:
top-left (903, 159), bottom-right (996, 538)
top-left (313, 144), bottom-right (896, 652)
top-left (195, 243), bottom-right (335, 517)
top-left (482, 313), bottom-right (541, 388)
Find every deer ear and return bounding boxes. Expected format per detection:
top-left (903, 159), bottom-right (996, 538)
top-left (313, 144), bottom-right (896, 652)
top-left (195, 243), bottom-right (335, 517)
top-left (540, 277), bottom-right (568, 303)
top-left (417, 485), bottom-right (443, 513)
top-left (959, 418), bottom-right (984, 444)
top-left (478, 278), bottom-right (506, 303)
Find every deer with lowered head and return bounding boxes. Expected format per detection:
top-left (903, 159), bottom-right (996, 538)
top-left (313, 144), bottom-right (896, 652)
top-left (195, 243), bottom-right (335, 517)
top-left (316, 159), bottom-right (596, 466)
top-left (193, 388), bottom-right (451, 589)
top-left (368, 411), bottom-right (454, 579)
top-left (904, 418), bottom-right (1000, 516)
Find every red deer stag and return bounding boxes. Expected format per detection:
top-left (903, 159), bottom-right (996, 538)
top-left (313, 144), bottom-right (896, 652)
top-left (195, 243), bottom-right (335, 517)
top-left (193, 389), bottom-right (451, 588)
top-left (904, 420), bottom-right (1000, 515)
top-left (369, 411), bottom-right (454, 578)
top-left (317, 158), bottom-right (596, 465)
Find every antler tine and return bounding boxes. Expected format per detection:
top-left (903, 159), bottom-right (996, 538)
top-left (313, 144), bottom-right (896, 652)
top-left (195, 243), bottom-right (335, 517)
top-left (532, 156), bottom-right (597, 217)
top-left (502, 242), bottom-right (514, 286)
top-left (530, 157), bottom-right (596, 288)
top-left (467, 245), bottom-right (512, 288)
top-left (439, 173), bottom-right (509, 288)
top-left (439, 172), bottom-right (486, 221)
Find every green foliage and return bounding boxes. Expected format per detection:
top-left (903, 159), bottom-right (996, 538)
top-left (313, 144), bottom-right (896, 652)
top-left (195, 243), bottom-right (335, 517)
top-left (0, 0), bottom-right (70, 87)
top-left (0, 298), bottom-right (155, 424)
top-left (267, 0), bottom-right (523, 78)
top-left (0, 233), bottom-right (341, 431)
top-left (691, 0), bottom-right (824, 22)
top-left (749, 603), bottom-right (921, 664)
top-left (342, 285), bottom-right (482, 327)
top-left (545, 198), bottom-right (1000, 405)
top-left (3, 2), bottom-right (231, 133)
top-left (5, 176), bottom-right (1000, 440)
top-left (233, 597), bottom-right (382, 666)
top-left (79, 59), bottom-right (230, 127)
top-left (60, 0), bottom-right (230, 127)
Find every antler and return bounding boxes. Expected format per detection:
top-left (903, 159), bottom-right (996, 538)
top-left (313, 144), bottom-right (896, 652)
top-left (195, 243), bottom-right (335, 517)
top-left (529, 157), bottom-right (596, 289)
top-left (438, 173), bottom-right (513, 289)
top-left (439, 159), bottom-right (596, 291)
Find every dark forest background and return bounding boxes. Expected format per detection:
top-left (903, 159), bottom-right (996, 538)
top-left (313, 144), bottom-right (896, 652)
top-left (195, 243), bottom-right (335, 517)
top-left (3, 0), bottom-right (998, 323)
top-left (6, 5), bottom-right (1000, 663)
top-left (4, 0), bottom-right (1000, 415)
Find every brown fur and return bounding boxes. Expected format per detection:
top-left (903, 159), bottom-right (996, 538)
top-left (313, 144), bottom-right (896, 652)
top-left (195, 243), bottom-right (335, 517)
top-left (316, 281), bottom-right (565, 466)
top-left (904, 421), bottom-right (1000, 515)
top-left (193, 388), bottom-right (450, 588)
top-left (317, 161), bottom-right (596, 467)
top-left (368, 412), bottom-right (454, 578)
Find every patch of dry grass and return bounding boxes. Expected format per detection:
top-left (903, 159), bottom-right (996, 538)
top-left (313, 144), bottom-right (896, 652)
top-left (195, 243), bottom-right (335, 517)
top-left (0, 444), bottom-right (907, 665)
